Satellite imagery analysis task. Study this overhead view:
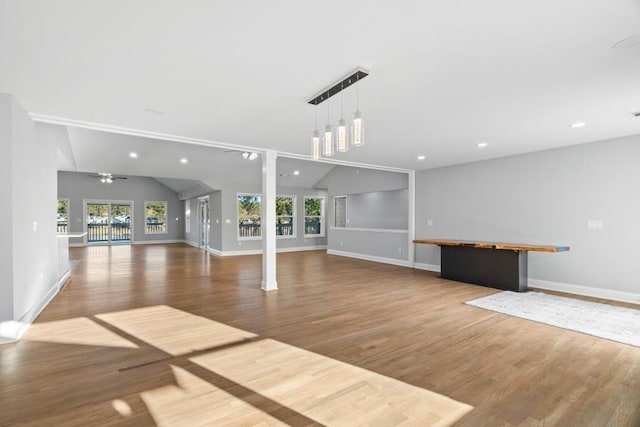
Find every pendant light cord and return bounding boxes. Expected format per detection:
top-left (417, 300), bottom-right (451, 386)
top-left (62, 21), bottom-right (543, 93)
top-left (356, 74), bottom-right (360, 111)
top-left (327, 95), bottom-right (330, 123)
top-left (341, 82), bottom-right (345, 118)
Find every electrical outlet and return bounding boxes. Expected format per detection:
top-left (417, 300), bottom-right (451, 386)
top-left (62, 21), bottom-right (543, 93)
top-left (427, 219), bottom-right (433, 226)
top-left (339, 241), bottom-right (344, 247)
top-left (586, 220), bottom-right (603, 230)
top-left (397, 247), bottom-right (402, 253)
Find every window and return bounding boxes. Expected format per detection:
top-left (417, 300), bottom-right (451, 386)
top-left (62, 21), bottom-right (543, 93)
top-left (57, 199), bottom-right (69, 233)
top-left (145, 201), bottom-right (167, 234)
top-left (185, 201), bottom-right (191, 234)
top-left (304, 197), bottom-right (324, 237)
top-left (276, 196), bottom-right (295, 237)
top-left (238, 194), bottom-right (261, 239)
top-left (334, 196), bottom-right (347, 228)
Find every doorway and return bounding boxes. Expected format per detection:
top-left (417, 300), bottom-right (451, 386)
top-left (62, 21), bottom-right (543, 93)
top-left (198, 196), bottom-right (210, 249)
top-left (85, 200), bottom-right (133, 244)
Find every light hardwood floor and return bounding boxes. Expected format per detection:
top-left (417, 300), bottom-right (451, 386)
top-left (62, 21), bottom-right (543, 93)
top-left (1, 244), bottom-right (639, 426)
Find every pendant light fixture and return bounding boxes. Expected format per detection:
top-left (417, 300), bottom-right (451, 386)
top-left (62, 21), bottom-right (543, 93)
top-left (336, 82), bottom-right (349, 152)
top-left (308, 68), bottom-right (368, 159)
top-left (323, 97), bottom-right (334, 157)
top-left (352, 74), bottom-right (364, 147)
top-left (311, 105), bottom-right (321, 160)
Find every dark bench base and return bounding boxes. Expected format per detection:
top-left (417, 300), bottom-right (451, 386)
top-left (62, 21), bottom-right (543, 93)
top-left (440, 245), bottom-right (528, 292)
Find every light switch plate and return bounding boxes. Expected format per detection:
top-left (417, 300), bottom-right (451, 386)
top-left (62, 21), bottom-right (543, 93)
top-left (586, 220), bottom-right (603, 229)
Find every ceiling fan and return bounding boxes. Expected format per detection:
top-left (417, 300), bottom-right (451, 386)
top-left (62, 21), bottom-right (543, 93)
top-left (88, 172), bottom-right (128, 184)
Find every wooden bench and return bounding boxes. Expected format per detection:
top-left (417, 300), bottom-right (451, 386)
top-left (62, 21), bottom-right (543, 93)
top-left (413, 239), bottom-right (570, 292)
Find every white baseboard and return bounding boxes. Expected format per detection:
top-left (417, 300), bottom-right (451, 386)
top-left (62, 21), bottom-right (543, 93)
top-left (207, 247), bottom-right (224, 256)
top-left (0, 271), bottom-right (71, 344)
top-left (411, 262), bottom-right (639, 305)
top-left (184, 240), bottom-right (200, 248)
top-left (528, 278), bottom-right (640, 305)
top-left (215, 248), bottom-right (262, 256)
top-left (277, 245), bottom-right (327, 253)
top-left (327, 249), bottom-right (409, 267)
top-left (132, 239), bottom-right (185, 245)
top-left (208, 246), bottom-right (327, 257)
top-left (414, 262), bottom-right (441, 273)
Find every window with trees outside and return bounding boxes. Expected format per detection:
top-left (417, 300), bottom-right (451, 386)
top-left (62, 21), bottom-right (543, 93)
top-left (238, 194), bottom-right (261, 239)
top-left (304, 197), bottom-right (324, 237)
top-left (276, 196), bottom-right (295, 237)
top-left (145, 201), bottom-right (167, 234)
top-left (57, 199), bottom-right (69, 233)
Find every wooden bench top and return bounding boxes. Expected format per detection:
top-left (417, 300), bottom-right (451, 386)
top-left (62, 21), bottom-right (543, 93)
top-left (413, 239), bottom-right (570, 253)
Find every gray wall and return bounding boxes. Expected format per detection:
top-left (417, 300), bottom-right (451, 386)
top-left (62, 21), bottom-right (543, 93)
top-left (347, 189), bottom-right (409, 229)
top-left (211, 191), bottom-right (223, 251)
top-left (316, 165), bottom-right (408, 194)
top-left (184, 191), bottom-right (223, 251)
top-left (415, 135), bottom-right (640, 296)
top-left (320, 166), bottom-right (410, 263)
top-left (0, 95), bottom-right (14, 328)
top-left (0, 94), bottom-right (59, 338)
top-left (58, 172), bottom-right (185, 243)
top-left (185, 198), bottom-right (199, 246)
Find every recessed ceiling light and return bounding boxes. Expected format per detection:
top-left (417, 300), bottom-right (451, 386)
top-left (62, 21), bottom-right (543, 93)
top-left (476, 142), bottom-right (488, 148)
top-left (417, 155), bottom-right (426, 160)
top-left (180, 158), bottom-right (188, 164)
top-left (129, 152), bottom-right (138, 158)
top-left (570, 122), bottom-right (586, 128)
top-left (293, 170), bottom-right (300, 175)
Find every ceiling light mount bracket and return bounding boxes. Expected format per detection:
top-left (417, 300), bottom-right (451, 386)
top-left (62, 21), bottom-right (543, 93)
top-left (308, 68), bottom-right (369, 105)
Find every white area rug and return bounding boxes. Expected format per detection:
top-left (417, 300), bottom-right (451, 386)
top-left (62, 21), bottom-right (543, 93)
top-left (466, 291), bottom-right (640, 347)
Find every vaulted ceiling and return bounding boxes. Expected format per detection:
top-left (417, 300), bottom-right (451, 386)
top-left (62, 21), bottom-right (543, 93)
top-left (2, 0), bottom-right (640, 171)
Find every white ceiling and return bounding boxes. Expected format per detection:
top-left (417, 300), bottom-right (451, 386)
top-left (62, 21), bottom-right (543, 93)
top-left (2, 0), bottom-right (640, 170)
top-left (61, 127), bottom-right (336, 189)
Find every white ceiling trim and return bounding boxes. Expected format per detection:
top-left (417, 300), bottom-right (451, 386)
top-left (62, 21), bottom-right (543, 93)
top-left (31, 113), bottom-right (412, 174)
top-left (276, 152), bottom-right (411, 174)
top-left (31, 113), bottom-right (264, 153)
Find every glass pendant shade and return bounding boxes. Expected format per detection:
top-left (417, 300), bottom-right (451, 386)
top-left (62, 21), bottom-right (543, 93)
top-left (311, 130), bottom-right (321, 160)
top-left (323, 124), bottom-right (334, 157)
top-left (336, 117), bottom-right (349, 152)
top-left (352, 110), bottom-right (364, 147)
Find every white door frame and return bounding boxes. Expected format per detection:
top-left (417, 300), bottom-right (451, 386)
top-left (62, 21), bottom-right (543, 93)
top-left (197, 196), bottom-right (210, 250)
top-left (83, 199), bottom-right (135, 246)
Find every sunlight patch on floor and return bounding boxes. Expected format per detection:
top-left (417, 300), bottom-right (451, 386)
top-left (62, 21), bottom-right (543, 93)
top-left (140, 364), bottom-right (286, 427)
top-left (190, 339), bottom-right (473, 427)
top-left (96, 305), bottom-right (256, 356)
top-left (22, 317), bottom-right (138, 348)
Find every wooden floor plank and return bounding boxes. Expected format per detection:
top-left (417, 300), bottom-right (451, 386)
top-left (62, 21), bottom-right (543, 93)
top-left (1, 244), bottom-right (639, 426)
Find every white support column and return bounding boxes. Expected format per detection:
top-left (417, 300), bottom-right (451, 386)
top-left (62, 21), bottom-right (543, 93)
top-left (407, 170), bottom-right (416, 268)
top-left (261, 149), bottom-right (278, 291)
